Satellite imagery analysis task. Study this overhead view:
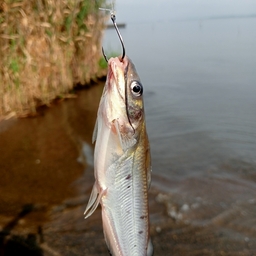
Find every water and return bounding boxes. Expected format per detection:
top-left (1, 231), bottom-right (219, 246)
top-left (104, 15), bottom-right (256, 175)
top-left (103, 10), bottom-right (256, 254)
top-left (1, 5), bottom-right (256, 255)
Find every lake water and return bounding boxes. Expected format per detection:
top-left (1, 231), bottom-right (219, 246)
top-left (103, 14), bottom-right (256, 182)
top-left (103, 11), bottom-right (256, 253)
top-left (0, 8), bottom-right (256, 255)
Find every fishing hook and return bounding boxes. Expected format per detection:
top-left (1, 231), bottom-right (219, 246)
top-left (102, 13), bottom-right (125, 62)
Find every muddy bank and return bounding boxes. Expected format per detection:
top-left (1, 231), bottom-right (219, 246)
top-left (1, 82), bottom-right (256, 255)
top-left (0, 83), bottom-right (100, 255)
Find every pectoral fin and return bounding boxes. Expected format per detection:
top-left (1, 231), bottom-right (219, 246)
top-left (84, 183), bottom-right (105, 219)
top-left (113, 119), bottom-right (136, 152)
top-left (92, 118), bottom-right (98, 144)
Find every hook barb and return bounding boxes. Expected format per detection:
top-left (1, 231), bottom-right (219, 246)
top-left (102, 47), bottom-right (108, 62)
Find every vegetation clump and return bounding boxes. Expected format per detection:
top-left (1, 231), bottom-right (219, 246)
top-left (0, 0), bottom-right (107, 118)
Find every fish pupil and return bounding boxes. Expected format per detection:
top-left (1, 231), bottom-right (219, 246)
top-left (133, 85), bottom-right (141, 93)
top-left (131, 81), bottom-right (143, 96)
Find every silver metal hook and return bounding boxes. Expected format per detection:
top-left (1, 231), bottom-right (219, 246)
top-left (102, 13), bottom-right (125, 62)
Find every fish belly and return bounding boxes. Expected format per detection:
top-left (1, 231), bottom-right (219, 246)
top-left (100, 153), bottom-right (150, 256)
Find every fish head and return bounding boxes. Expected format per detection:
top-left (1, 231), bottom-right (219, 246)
top-left (103, 56), bottom-right (144, 136)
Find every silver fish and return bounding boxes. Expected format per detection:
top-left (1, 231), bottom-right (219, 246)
top-left (84, 56), bottom-right (153, 256)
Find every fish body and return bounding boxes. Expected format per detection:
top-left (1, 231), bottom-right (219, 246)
top-left (84, 56), bottom-right (153, 256)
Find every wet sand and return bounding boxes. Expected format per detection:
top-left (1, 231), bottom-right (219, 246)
top-left (1, 83), bottom-right (256, 255)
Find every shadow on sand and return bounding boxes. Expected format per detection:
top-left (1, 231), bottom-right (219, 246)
top-left (0, 204), bottom-right (43, 256)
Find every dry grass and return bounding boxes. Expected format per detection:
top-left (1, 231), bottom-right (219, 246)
top-left (0, 0), bottom-right (107, 118)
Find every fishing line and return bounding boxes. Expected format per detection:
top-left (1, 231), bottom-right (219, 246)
top-left (99, 0), bottom-right (115, 16)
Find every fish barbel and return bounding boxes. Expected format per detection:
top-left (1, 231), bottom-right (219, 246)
top-left (84, 56), bottom-right (153, 256)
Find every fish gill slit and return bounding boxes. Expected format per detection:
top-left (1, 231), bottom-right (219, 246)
top-left (124, 63), bottom-right (135, 135)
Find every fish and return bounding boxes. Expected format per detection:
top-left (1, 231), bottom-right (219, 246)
top-left (84, 56), bottom-right (153, 256)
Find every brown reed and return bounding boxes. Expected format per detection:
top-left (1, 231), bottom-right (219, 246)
top-left (0, 0), bottom-right (107, 119)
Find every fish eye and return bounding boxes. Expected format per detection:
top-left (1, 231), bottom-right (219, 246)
top-left (130, 81), bottom-right (143, 97)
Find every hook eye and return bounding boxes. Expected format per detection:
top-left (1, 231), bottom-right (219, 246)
top-left (102, 14), bottom-right (126, 62)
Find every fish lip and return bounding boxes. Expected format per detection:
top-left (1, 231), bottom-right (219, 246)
top-left (108, 56), bottom-right (128, 78)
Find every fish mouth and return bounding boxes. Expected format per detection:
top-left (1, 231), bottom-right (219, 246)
top-left (106, 56), bottom-right (129, 100)
top-left (102, 56), bottom-right (136, 134)
top-left (110, 55), bottom-right (128, 69)
top-left (109, 56), bottom-right (128, 82)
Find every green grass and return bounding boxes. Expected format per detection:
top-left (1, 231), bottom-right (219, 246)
top-left (77, 1), bottom-right (91, 31)
top-left (98, 57), bottom-right (108, 69)
top-left (9, 59), bottom-right (19, 73)
top-left (64, 15), bottom-right (73, 33)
